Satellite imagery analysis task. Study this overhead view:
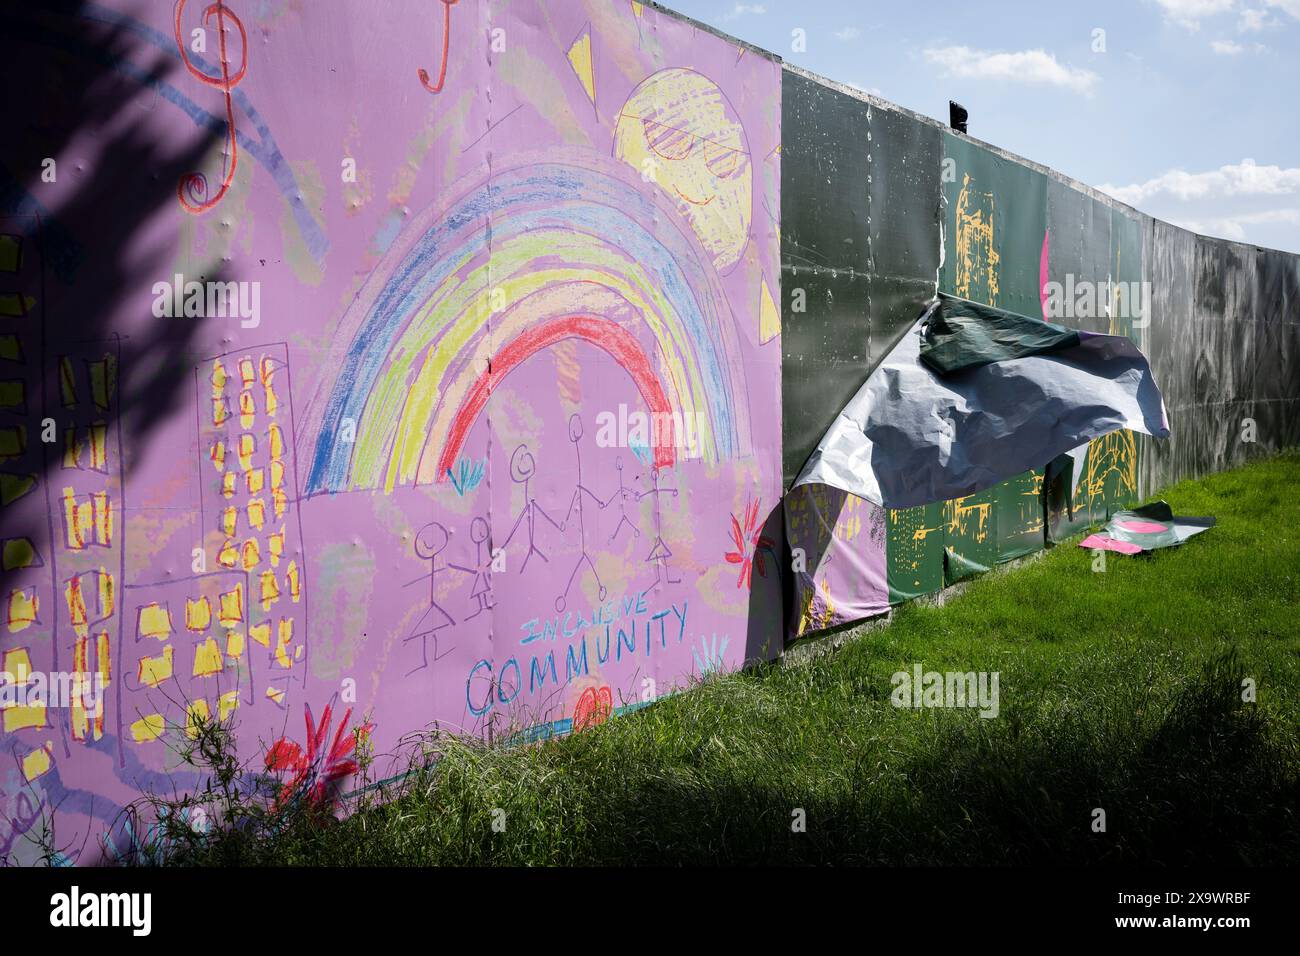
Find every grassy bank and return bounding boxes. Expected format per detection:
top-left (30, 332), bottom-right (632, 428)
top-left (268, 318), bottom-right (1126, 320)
top-left (171, 451), bottom-right (1300, 866)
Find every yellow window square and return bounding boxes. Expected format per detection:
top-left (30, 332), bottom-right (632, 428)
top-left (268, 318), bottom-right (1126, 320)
top-left (137, 645), bottom-right (174, 687)
top-left (268, 424), bottom-right (284, 461)
top-left (7, 589), bottom-right (38, 632)
top-left (22, 744), bottom-right (52, 781)
top-left (210, 359), bottom-right (227, 396)
top-left (136, 602), bottom-right (172, 640)
top-left (218, 690), bottom-right (239, 720)
top-left (218, 585), bottom-right (244, 626)
top-left (217, 539), bottom-right (239, 568)
top-left (192, 637), bottom-right (223, 677)
top-left (2, 536), bottom-right (39, 571)
top-left (131, 714), bottom-right (165, 742)
top-left (186, 699), bottom-right (211, 738)
top-left (259, 569), bottom-right (280, 609)
top-left (185, 596), bottom-right (211, 632)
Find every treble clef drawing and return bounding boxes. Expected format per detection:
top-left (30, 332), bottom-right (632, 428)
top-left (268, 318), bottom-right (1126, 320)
top-left (174, 0), bottom-right (248, 214)
top-left (419, 0), bottom-right (460, 94)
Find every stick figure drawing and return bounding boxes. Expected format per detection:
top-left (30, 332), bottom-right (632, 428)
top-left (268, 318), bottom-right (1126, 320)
top-left (402, 521), bottom-right (460, 676)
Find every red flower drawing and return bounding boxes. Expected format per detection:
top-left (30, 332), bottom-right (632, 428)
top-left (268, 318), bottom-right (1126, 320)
top-left (265, 701), bottom-right (372, 812)
top-left (725, 497), bottom-right (774, 589)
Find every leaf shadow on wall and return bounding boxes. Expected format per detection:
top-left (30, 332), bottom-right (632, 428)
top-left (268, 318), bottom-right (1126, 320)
top-left (0, 4), bottom-right (223, 651)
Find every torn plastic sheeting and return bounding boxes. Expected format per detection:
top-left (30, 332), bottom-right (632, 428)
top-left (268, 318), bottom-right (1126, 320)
top-left (919, 295), bottom-right (1081, 374)
top-left (1079, 501), bottom-right (1215, 555)
top-left (792, 295), bottom-right (1170, 509)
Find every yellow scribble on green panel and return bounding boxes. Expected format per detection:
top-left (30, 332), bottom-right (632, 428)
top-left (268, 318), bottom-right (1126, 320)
top-left (944, 495), bottom-right (992, 542)
top-left (954, 174), bottom-right (999, 306)
top-left (887, 503), bottom-right (944, 601)
top-left (1082, 429), bottom-right (1138, 516)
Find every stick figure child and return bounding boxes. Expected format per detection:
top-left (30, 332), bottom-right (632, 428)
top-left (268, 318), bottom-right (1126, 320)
top-left (450, 516), bottom-right (495, 621)
top-left (556, 414), bottom-right (608, 612)
top-left (639, 466), bottom-right (680, 586)
top-left (403, 521), bottom-right (459, 675)
top-left (606, 456), bottom-right (641, 545)
top-left (501, 443), bottom-right (562, 572)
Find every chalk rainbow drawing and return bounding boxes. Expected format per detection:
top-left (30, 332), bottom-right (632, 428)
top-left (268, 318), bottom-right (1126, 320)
top-left (303, 159), bottom-right (753, 495)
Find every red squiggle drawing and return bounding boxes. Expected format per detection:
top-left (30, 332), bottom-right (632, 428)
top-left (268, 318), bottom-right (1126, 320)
top-left (174, 0), bottom-right (248, 214)
top-left (419, 0), bottom-right (460, 93)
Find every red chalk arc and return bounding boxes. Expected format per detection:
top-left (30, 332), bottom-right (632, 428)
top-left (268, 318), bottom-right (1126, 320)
top-left (433, 315), bottom-right (676, 481)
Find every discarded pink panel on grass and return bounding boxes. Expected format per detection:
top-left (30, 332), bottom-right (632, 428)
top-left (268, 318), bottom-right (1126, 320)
top-left (1078, 535), bottom-right (1145, 556)
top-left (1078, 502), bottom-right (1216, 555)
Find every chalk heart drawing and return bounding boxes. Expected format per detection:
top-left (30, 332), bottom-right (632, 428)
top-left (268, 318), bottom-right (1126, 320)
top-left (614, 68), bottom-right (753, 274)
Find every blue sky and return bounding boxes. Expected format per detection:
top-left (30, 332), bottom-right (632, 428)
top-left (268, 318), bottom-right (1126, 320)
top-left (664, 0), bottom-right (1300, 253)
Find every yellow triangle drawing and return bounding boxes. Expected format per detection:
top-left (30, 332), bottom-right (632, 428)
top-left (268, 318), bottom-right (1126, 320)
top-left (759, 278), bottom-right (780, 343)
top-left (567, 28), bottom-right (596, 106)
top-left (631, 1), bottom-right (644, 17)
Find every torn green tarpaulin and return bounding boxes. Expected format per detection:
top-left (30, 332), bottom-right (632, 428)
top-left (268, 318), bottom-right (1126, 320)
top-left (1078, 501), bottom-right (1215, 555)
top-left (919, 294), bottom-right (1081, 376)
top-left (792, 296), bottom-right (1168, 509)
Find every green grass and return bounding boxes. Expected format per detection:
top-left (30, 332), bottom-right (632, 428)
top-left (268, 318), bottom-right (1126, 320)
top-left (176, 450), bottom-right (1300, 866)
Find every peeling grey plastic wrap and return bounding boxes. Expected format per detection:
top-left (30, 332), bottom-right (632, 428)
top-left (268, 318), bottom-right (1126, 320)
top-left (791, 301), bottom-right (1171, 509)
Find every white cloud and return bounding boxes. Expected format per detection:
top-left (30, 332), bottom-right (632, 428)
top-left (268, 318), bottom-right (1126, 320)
top-left (1237, 6), bottom-right (1273, 28)
top-left (718, 3), bottom-right (766, 22)
top-left (1263, 0), bottom-right (1300, 19)
top-left (1172, 208), bottom-right (1300, 241)
top-left (1212, 38), bottom-right (1267, 50)
top-left (922, 46), bottom-right (1099, 94)
top-left (835, 26), bottom-right (862, 41)
top-left (1152, 0), bottom-right (1236, 31)
top-left (1098, 159), bottom-right (1300, 204)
